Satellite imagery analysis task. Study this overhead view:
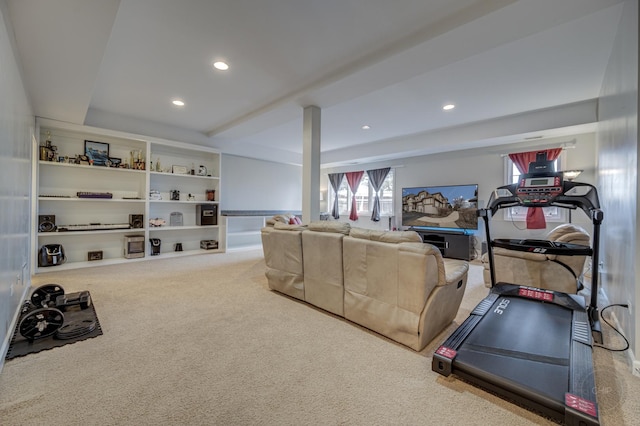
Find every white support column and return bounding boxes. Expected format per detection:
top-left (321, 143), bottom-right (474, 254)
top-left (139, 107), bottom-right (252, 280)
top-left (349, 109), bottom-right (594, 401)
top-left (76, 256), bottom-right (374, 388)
top-left (302, 105), bottom-right (321, 223)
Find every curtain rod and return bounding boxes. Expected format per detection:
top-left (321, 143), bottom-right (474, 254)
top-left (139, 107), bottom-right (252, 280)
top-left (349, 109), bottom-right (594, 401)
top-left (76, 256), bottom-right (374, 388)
top-left (499, 141), bottom-right (576, 158)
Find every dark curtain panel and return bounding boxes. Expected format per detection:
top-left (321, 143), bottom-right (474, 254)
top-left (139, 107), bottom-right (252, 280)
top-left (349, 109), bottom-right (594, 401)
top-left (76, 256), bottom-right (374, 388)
top-left (345, 171), bottom-right (364, 221)
top-left (508, 148), bottom-right (562, 229)
top-left (366, 167), bottom-right (390, 222)
top-left (328, 173), bottom-right (344, 219)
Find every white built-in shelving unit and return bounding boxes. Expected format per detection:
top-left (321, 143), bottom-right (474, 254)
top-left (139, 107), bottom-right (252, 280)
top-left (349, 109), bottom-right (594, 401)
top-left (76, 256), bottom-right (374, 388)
top-left (31, 118), bottom-right (224, 273)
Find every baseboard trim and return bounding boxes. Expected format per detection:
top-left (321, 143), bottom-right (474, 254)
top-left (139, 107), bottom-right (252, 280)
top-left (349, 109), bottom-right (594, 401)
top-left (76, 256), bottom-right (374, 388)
top-left (631, 350), bottom-right (640, 377)
top-left (608, 309), bottom-right (639, 378)
top-left (225, 244), bottom-right (263, 253)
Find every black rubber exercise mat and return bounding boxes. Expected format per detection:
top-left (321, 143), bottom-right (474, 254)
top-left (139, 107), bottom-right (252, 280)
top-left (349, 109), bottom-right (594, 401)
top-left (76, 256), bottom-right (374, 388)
top-left (5, 294), bottom-right (103, 360)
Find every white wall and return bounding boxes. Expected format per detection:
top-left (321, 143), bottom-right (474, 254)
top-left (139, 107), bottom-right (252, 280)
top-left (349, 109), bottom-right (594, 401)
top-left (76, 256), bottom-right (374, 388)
top-left (597, 0), bottom-right (639, 375)
top-left (0, 0), bottom-right (34, 367)
top-left (221, 154), bottom-right (302, 211)
top-left (322, 133), bottom-right (597, 252)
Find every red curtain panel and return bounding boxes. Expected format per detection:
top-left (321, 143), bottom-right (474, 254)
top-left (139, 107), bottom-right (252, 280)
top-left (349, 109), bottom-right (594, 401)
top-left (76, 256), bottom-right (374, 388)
top-left (508, 148), bottom-right (562, 229)
top-left (345, 171), bottom-right (364, 221)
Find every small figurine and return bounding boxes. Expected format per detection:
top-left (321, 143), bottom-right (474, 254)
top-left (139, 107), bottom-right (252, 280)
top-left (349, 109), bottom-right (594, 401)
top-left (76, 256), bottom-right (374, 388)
top-left (149, 218), bottom-right (166, 227)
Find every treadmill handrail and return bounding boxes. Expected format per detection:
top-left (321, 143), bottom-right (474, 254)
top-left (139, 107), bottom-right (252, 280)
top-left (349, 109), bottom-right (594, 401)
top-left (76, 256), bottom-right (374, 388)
top-left (479, 175), bottom-right (604, 342)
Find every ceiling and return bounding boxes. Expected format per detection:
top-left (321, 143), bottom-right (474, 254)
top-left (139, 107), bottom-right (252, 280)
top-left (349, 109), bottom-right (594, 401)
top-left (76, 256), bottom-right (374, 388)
top-left (6, 0), bottom-right (624, 167)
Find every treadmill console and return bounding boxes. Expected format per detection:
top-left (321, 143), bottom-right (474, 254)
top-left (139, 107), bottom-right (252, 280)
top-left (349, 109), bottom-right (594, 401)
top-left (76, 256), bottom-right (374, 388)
top-left (516, 172), bottom-right (563, 204)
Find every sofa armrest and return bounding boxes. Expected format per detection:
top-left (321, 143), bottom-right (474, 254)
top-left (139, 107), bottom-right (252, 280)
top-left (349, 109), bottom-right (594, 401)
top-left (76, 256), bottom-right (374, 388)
top-left (417, 258), bottom-right (468, 350)
top-left (442, 259), bottom-right (469, 286)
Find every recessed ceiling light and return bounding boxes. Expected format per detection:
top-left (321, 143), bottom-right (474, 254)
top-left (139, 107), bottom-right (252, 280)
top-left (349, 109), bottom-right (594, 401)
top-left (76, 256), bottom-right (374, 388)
top-left (172, 99), bottom-right (185, 107)
top-left (362, 125), bottom-right (371, 130)
top-left (443, 104), bottom-right (455, 111)
top-left (213, 61), bottom-right (229, 71)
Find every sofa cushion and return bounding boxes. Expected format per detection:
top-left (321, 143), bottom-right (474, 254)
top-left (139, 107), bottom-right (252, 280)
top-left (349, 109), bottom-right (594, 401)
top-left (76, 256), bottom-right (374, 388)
top-left (544, 224), bottom-right (590, 269)
top-left (349, 227), bottom-right (422, 243)
top-left (266, 214), bottom-right (297, 226)
top-left (547, 223), bottom-right (589, 242)
top-left (273, 222), bottom-right (307, 231)
top-left (307, 221), bottom-right (351, 234)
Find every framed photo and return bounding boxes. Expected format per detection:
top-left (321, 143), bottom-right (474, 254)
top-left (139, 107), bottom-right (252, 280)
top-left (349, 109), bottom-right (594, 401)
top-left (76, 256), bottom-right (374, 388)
top-left (172, 165), bottom-right (188, 174)
top-left (107, 157), bottom-right (122, 168)
top-left (84, 140), bottom-right (110, 166)
top-left (87, 250), bottom-right (103, 261)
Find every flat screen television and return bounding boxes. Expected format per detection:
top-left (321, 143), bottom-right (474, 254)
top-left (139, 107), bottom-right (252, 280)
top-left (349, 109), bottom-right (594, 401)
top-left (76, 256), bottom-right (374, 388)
top-left (401, 184), bottom-right (478, 231)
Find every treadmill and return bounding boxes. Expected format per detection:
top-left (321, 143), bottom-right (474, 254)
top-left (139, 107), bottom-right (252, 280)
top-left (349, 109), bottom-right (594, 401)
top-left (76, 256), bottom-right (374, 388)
top-left (432, 154), bottom-right (603, 425)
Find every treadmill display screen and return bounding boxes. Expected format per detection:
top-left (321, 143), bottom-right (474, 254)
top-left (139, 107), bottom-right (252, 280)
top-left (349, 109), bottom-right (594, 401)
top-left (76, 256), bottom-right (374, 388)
top-left (529, 178), bottom-right (551, 186)
top-left (523, 176), bottom-right (558, 187)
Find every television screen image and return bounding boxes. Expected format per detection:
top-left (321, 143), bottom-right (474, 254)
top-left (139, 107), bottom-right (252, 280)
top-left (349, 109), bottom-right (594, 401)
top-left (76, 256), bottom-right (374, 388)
top-left (401, 184), bottom-right (478, 230)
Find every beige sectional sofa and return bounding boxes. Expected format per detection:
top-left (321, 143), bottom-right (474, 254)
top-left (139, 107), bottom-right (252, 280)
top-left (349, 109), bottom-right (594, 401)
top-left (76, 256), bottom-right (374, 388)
top-left (261, 221), bottom-right (469, 351)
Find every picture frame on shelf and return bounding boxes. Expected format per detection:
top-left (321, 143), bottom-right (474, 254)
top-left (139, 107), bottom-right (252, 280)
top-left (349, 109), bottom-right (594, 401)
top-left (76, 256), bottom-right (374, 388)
top-left (107, 157), bottom-right (122, 168)
top-left (87, 250), bottom-right (103, 261)
top-left (84, 140), bottom-right (110, 166)
top-left (172, 165), bottom-right (188, 174)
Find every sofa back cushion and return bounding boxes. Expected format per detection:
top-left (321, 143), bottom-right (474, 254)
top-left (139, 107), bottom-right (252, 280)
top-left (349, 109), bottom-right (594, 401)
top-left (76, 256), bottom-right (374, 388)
top-left (308, 221), bottom-right (351, 235)
top-left (349, 227), bottom-right (422, 243)
top-left (545, 223), bottom-right (591, 277)
top-left (266, 213), bottom-right (299, 227)
top-left (546, 223), bottom-right (590, 243)
top-left (342, 234), bottom-right (443, 348)
top-left (261, 225), bottom-right (305, 300)
top-left (273, 222), bottom-right (307, 231)
top-left (301, 222), bottom-right (349, 316)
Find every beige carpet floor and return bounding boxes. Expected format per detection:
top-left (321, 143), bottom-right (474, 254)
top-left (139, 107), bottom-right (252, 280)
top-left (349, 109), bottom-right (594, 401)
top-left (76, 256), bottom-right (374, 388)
top-left (0, 249), bottom-right (637, 425)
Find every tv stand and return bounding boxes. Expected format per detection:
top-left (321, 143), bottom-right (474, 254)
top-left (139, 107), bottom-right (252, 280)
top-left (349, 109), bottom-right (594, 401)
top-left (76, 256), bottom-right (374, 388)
top-left (414, 229), bottom-right (474, 261)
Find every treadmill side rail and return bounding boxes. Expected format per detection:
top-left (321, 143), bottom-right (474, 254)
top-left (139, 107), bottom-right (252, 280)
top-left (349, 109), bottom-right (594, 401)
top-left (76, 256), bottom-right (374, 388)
top-left (565, 393), bottom-right (599, 426)
top-left (432, 346), bottom-right (457, 376)
top-left (565, 310), bottom-right (599, 426)
top-left (432, 293), bottom-right (497, 376)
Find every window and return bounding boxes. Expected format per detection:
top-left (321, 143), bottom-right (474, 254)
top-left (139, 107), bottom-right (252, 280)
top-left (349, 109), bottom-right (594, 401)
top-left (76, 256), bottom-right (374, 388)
top-left (378, 171), bottom-right (394, 216)
top-left (331, 169), bottom-right (394, 216)
top-left (504, 156), bottom-right (566, 222)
